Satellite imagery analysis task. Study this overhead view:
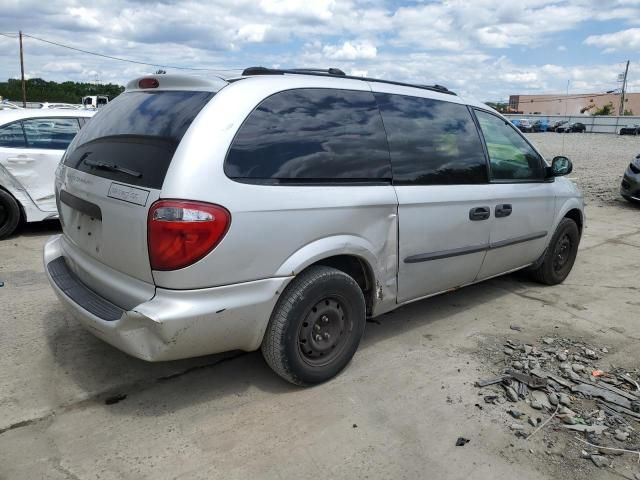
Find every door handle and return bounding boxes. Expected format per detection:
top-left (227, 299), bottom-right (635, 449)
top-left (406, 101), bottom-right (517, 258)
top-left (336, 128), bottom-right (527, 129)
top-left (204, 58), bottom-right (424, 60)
top-left (495, 204), bottom-right (513, 218)
top-left (469, 206), bottom-right (490, 221)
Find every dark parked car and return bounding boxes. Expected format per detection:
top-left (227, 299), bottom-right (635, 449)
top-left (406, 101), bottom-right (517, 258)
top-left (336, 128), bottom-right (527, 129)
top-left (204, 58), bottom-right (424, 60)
top-left (557, 122), bottom-right (586, 133)
top-left (548, 120), bottom-right (568, 132)
top-left (621, 153), bottom-right (640, 202)
top-left (619, 124), bottom-right (640, 135)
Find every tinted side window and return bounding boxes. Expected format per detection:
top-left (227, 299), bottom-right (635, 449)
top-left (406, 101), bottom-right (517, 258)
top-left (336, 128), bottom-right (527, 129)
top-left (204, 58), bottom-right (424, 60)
top-left (0, 122), bottom-right (26, 148)
top-left (475, 110), bottom-right (545, 181)
top-left (23, 117), bottom-right (80, 150)
top-left (225, 88), bottom-right (391, 182)
top-left (375, 93), bottom-right (487, 185)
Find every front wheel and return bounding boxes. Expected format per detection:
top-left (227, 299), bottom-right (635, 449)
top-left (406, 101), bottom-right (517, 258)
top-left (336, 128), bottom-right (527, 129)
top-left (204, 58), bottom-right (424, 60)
top-left (529, 218), bottom-right (580, 285)
top-left (261, 265), bottom-right (366, 386)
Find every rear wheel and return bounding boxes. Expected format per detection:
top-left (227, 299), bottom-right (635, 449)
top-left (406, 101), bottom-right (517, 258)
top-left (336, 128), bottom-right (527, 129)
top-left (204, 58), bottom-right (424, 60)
top-left (261, 265), bottom-right (366, 386)
top-left (0, 190), bottom-right (21, 240)
top-left (529, 218), bottom-right (580, 285)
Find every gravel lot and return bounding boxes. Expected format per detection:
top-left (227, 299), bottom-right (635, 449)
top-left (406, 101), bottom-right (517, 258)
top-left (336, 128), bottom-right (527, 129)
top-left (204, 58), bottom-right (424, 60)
top-left (525, 132), bottom-right (640, 205)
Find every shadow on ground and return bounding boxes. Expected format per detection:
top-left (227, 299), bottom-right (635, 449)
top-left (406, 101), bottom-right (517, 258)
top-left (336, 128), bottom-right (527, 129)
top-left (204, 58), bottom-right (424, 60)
top-left (12, 219), bottom-right (61, 238)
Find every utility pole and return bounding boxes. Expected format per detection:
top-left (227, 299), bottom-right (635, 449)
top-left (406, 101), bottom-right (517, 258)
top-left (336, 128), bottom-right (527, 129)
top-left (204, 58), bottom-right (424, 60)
top-left (619, 60), bottom-right (629, 116)
top-left (19, 31), bottom-right (26, 108)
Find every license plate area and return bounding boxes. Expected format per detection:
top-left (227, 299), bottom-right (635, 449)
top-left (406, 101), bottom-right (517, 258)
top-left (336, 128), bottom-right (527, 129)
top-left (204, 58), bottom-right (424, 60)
top-left (59, 190), bottom-right (103, 256)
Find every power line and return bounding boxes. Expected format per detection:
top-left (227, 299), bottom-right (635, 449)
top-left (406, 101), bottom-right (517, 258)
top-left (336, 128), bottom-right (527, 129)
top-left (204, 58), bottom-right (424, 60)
top-left (7, 32), bottom-right (243, 73)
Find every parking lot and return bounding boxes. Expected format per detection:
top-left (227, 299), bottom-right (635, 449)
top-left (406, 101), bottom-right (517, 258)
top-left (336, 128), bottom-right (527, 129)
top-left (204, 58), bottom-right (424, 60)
top-left (1, 133), bottom-right (639, 480)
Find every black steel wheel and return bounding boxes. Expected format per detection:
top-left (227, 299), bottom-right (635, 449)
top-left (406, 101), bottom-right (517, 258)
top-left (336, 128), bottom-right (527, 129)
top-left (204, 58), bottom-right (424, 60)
top-left (552, 233), bottom-right (572, 273)
top-left (0, 189), bottom-right (21, 240)
top-left (529, 218), bottom-right (580, 285)
top-left (297, 297), bottom-right (351, 367)
top-left (262, 265), bottom-right (366, 386)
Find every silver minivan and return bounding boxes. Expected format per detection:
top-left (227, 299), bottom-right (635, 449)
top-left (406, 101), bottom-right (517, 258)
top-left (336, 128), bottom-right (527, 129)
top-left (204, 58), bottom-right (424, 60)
top-left (44, 69), bottom-right (584, 385)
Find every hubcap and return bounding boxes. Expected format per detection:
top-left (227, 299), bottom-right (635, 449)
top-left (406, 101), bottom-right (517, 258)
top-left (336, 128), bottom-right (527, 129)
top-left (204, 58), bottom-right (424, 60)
top-left (298, 297), bottom-right (350, 366)
top-left (553, 234), bottom-right (572, 272)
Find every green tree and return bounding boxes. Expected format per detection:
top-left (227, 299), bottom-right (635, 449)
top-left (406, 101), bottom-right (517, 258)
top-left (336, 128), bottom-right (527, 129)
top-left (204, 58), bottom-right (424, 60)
top-left (0, 78), bottom-right (125, 104)
top-left (593, 102), bottom-right (614, 116)
top-left (623, 109), bottom-right (634, 116)
top-left (484, 102), bottom-right (508, 113)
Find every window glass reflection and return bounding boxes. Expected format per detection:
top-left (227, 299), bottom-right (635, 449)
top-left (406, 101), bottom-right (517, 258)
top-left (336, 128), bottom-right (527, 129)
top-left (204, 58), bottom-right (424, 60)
top-left (226, 88), bottom-right (392, 181)
top-left (375, 93), bottom-right (488, 185)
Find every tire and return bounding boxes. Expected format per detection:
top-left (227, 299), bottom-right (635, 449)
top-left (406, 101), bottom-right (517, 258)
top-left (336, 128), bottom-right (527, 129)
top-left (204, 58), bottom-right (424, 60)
top-left (0, 189), bottom-right (21, 240)
top-left (529, 218), bottom-right (580, 285)
top-left (261, 265), bottom-right (366, 386)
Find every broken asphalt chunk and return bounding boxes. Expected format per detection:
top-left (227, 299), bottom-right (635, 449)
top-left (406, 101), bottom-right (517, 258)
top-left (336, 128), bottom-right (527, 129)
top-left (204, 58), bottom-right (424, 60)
top-left (455, 437), bottom-right (470, 446)
top-left (531, 390), bottom-right (552, 409)
top-left (564, 424), bottom-right (608, 434)
top-left (504, 386), bottom-right (519, 402)
top-left (572, 384), bottom-right (632, 410)
top-left (507, 370), bottom-right (548, 389)
top-left (590, 455), bottom-right (610, 468)
top-left (475, 375), bottom-right (508, 387)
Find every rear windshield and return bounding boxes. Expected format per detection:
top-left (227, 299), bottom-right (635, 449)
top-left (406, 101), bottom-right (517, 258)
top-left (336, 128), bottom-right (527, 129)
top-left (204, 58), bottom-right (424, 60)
top-left (64, 90), bottom-right (214, 189)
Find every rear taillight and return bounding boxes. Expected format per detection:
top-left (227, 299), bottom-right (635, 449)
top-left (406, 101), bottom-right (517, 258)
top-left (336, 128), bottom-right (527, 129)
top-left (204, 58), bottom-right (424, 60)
top-left (148, 200), bottom-right (230, 271)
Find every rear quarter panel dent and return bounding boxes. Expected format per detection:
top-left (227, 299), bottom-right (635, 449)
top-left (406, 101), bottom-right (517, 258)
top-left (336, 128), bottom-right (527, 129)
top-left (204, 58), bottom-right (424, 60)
top-left (274, 213), bottom-right (398, 315)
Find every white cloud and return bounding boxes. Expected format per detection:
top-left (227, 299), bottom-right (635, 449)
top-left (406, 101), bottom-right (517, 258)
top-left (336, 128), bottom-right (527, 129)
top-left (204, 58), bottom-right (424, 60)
top-left (349, 69), bottom-right (368, 77)
top-left (259, 0), bottom-right (335, 21)
top-left (0, 0), bottom-right (638, 100)
top-left (322, 41), bottom-right (377, 60)
top-left (501, 72), bottom-right (539, 83)
top-left (236, 24), bottom-right (272, 43)
top-left (584, 28), bottom-right (640, 51)
top-left (41, 61), bottom-right (84, 73)
top-left (65, 7), bottom-right (102, 29)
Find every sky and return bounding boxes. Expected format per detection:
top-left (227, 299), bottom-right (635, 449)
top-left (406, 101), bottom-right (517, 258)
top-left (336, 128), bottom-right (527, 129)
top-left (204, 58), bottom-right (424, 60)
top-left (0, 0), bottom-right (639, 102)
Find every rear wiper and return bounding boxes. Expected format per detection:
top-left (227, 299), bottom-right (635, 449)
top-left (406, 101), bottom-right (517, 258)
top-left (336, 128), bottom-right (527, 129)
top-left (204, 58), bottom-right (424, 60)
top-left (83, 159), bottom-right (142, 178)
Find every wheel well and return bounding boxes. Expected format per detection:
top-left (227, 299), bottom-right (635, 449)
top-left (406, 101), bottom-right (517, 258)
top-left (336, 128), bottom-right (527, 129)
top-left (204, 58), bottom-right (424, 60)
top-left (312, 255), bottom-right (375, 316)
top-left (564, 208), bottom-right (583, 235)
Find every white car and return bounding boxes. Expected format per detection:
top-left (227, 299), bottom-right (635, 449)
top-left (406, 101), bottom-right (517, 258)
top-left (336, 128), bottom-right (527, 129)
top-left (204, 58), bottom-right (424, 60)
top-left (0, 109), bottom-right (94, 238)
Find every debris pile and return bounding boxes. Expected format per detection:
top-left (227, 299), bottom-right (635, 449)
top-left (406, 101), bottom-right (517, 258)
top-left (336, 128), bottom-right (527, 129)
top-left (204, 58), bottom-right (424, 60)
top-left (476, 336), bottom-right (640, 468)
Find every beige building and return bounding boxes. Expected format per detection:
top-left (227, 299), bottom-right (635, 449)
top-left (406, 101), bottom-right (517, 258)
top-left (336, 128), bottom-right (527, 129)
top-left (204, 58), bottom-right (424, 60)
top-left (508, 92), bottom-right (640, 116)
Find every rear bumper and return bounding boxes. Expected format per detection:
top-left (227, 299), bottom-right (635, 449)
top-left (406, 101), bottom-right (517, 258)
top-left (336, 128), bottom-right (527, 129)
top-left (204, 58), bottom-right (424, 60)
top-left (44, 235), bottom-right (292, 361)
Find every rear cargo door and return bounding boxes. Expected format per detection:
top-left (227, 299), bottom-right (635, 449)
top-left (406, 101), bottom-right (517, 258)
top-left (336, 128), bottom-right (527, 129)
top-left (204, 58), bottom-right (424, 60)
top-left (57, 90), bottom-right (214, 283)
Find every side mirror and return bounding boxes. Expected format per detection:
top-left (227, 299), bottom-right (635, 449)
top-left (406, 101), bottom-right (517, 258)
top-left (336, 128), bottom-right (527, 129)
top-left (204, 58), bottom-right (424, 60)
top-left (549, 156), bottom-right (572, 177)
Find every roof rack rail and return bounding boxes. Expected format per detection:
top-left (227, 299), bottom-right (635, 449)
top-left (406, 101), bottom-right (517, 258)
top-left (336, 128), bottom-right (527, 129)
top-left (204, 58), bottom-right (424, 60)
top-left (289, 68), bottom-right (346, 76)
top-left (241, 66), bottom-right (456, 96)
top-left (241, 66), bottom-right (346, 76)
